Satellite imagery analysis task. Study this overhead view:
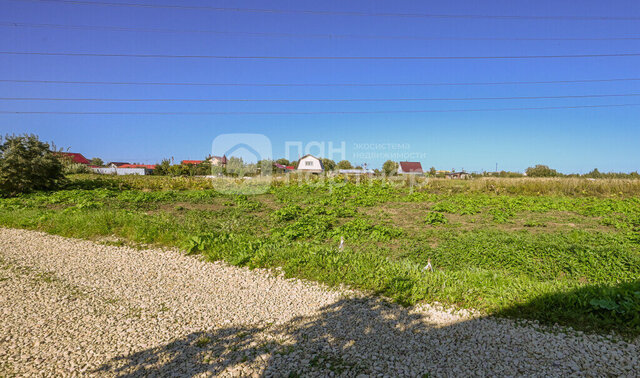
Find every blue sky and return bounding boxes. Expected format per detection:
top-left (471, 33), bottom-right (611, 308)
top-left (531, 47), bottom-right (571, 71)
top-left (0, 0), bottom-right (639, 173)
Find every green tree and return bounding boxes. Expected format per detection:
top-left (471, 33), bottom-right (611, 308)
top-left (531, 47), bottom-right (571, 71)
top-left (0, 134), bottom-right (65, 196)
top-left (336, 160), bottom-right (353, 170)
top-left (429, 166), bottom-right (436, 176)
top-left (526, 164), bottom-right (560, 177)
top-left (226, 157), bottom-right (247, 177)
top-left (168, 164), bottom-right (191, 176)
top-left (194, 160), bottom-right (212, 176)
top-left (154, 159), bottom-right (171, 175)
top-left (382, 160), bottom-right (398, 176)
top-left (585, 168), bottom-right (602, 178)
top-left (89, 157), bottom-right (104, 167)
top-left (321, 158), bottom-right (336, 171)
top-left (275, 158), bottom-right (290, 166)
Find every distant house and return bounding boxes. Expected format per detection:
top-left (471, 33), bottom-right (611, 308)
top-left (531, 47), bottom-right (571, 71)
top-left (106, 162), bottom-right (129, 168)
top-left (296, 154), bottom-right (324, 174)
top-left (397, 161), bottom-right (424, 175)
top-left (445, 171), bottom-right (470, 180)
top-left (119, 164), bottom-right (156, 170)
top-left (56, 152), bottom-right (90, 165)
top-left (209, 155), bottom-right (228, 167)
top-left (181, 160), bottom-right (203, 165)
top-left (92, 163), bottom-right (155, 176)
top-left (274, 163), bottom-right (294, 173)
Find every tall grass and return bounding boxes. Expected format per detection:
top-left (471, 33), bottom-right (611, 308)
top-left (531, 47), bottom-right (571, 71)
top-left (424, 177), bottom-right (640, 197)
top-left (68, 174), bottom-right (640, 197)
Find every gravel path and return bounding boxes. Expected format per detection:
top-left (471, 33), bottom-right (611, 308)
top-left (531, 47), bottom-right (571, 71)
top-left (0, 228), bottom-right (638, 377)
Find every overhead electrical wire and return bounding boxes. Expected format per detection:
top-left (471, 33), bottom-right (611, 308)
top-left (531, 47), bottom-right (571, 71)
top-left (2, 51), bottom-right (640, 60)
top-left (2, 22), bottom-right (639, 41)
top-left (1, 103), bottom-right (639, 115)
top-left (10, 0), bottom-right (640, 21)
top-left (2, 93), bottom-right (640, 102)
top-left (2, 78), bottom-right (640, 87)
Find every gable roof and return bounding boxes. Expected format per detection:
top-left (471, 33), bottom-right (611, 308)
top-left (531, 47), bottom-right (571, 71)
top-left (181, 160), bottom-right (203, 165)
top-left (398, 161), bottom-right (423, 173)
top-left (274, 163), bottom-right (295, 171)
top-left (106, 162), bottom-right (129, 167)
top-left (297, 154), bottom-right (324, 169)
top-left (57, 152), bottom-right (90, 165)
top-left (210, 155), bottom-right (227, 164)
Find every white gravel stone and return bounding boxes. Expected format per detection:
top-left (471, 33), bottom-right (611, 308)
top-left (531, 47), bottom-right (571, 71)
top-left (0, 228), bottom-right (638, 377)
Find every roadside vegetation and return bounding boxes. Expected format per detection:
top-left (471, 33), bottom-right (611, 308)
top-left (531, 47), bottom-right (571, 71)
top-left (1, 174), bottom-right (639, 337)
top-left (1, 134), bottom-right (638, 337)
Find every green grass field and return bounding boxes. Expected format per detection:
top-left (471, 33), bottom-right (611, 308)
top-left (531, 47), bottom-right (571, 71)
top-left (1, 174), bottom-right (639, 337)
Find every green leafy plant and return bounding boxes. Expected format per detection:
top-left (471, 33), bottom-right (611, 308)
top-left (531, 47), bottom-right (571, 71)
top-left (424, 212), bottom-right (448, 225)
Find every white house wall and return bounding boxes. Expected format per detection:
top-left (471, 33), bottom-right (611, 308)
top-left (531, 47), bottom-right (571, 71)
top-left (297, 157), bottom-right (323, 172)
top-left (92, 167), bottom-right (148, 176)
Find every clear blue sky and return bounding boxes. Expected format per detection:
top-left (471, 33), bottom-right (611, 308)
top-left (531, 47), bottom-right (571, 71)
top-left (1, 0), bottom-right (639, 173)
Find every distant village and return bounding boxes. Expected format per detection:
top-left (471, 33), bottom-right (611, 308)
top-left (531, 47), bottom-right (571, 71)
top-left (57, 151), bottom-right (473, 179)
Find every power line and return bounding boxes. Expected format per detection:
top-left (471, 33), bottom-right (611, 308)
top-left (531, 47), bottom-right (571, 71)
top-left (3, 93), bottom-right (640, 102)
top-left (2, 78), bottom-right (639, 87)
top-left (11, 0), bottom-right (640, 21)
top-left (2, 51), bottom-right (640, 60)
top-left (1, 103), bottom-right (639, 115)
top-left (3, 21), bottom-right (639, 41)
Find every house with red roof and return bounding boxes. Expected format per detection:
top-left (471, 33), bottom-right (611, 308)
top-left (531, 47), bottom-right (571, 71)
top-left (181, 160), bottom-right (203, 165)
top-left (56, 152), bottom-right (90, 165)
top-left (119, 164), bottom-right (156, 170)
top-left (106, 162), bottom-right (130, 168)
top-left (274, 163), bottom-right (295, 173)
top-left (397, 161), bottom-right (424, 175)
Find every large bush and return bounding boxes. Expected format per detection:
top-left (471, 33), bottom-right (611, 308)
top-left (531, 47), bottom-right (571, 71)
top-left (0, 134), bottom-right (65, 196)
top-left (526, 164), bottom-right (560, 177)
top-left (153, 159), bottom-right (171, 175)
top-left (382, 160), bottom-right (398, 176)
top-left (336, 160), bottom-right (353, 170)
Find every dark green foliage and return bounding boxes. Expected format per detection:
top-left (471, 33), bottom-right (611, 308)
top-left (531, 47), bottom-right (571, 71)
top-left (336, 160), bottom-right (353, 170)
top-left (526, 164), bottom-right (560, 177)
top-left (89, 157), bottom-right (104, 167)
top-left (0, 134), bottom-right (65, 197)
top-left (153, 159), bottom-right (171, 175)
top-left (275, 158), bottom-right (290, 166)
top-left (321, 158), bottom-right (336, 171)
